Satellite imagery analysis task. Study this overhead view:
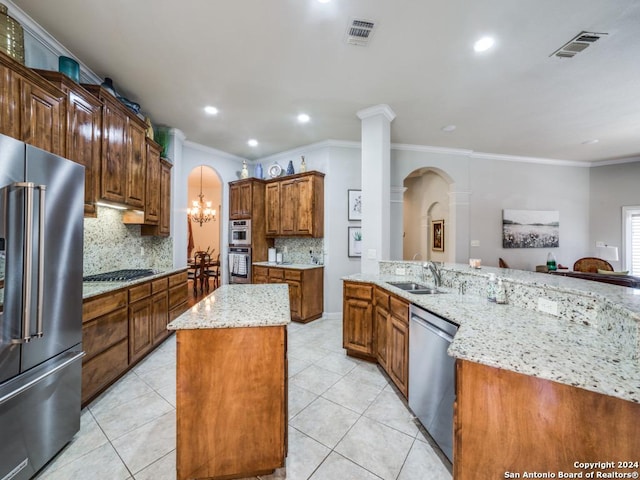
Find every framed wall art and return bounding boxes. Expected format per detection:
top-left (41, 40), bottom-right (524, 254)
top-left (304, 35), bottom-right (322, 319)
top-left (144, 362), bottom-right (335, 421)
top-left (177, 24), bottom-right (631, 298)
top-left (432, 219), bottom-right (444, 252)
top-left (502, 209), bottom-right (559, 248)
top-left (348, 226), bottom-right (362, 257)
top-left (348, 189), bottom-right (362, 221)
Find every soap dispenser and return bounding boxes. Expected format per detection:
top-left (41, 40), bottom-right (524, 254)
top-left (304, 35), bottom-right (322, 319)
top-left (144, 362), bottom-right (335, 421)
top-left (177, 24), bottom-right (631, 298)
top-left (487, 273), bottom-right (497, 302)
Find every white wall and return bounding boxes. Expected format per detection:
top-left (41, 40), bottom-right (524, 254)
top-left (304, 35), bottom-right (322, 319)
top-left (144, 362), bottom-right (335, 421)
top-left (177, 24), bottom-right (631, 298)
top-left (589, 160), bottom-right (640, 271)
top-left (468, 159), bottom-right (591, 271)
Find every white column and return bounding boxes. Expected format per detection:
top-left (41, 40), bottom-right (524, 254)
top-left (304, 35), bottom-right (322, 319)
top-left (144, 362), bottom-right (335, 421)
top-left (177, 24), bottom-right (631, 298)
top-left (168, 128), bottom-right (187, 268)
top-left (357, 104), bottom-right (396, 274)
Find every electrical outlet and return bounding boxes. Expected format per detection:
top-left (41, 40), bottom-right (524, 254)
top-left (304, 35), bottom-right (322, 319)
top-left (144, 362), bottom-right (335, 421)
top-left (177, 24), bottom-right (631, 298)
top-left (283, 246), bottom-right (288, 253)
top-left (537, 298), bottom-right (558, 316)
top-left (367, 249), bottom-right (377, 260)
top-left (395, 267), bottom-right (406, 276)
top-left (140, 246), bottom-right (145, 256)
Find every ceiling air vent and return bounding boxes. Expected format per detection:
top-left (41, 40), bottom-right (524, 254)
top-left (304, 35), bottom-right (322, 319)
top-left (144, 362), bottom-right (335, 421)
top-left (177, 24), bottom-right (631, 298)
top-left (550, 31), bottom-right (608, 58)
top-left (345, 18), bottom-right (376, 46)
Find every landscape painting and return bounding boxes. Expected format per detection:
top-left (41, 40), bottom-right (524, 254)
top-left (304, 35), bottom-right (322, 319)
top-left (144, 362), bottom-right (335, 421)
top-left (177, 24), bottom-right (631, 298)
top-left (502, 209), bottom-right (559, 248)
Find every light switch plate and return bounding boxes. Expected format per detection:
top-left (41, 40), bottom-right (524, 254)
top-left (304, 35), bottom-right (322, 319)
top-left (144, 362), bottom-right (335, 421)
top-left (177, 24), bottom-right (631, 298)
top-left (367, 249), bottom-right (377, 260)
top-left (395, 267), bottom-right (406, 276)
top-left (537, 298), bottom-right (558, 316)
top-left (471, 240), bottom-right (480, 247)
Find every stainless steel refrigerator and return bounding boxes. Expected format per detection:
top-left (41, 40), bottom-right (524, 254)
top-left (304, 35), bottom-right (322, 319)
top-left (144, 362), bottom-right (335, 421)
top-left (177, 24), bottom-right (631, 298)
top-left (0, 133), bottom-right (84, 480)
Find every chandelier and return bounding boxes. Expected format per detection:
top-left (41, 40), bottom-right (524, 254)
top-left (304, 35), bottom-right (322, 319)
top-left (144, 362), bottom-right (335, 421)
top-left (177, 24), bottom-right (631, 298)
top-left (187, 166), bottom-right (216, 226)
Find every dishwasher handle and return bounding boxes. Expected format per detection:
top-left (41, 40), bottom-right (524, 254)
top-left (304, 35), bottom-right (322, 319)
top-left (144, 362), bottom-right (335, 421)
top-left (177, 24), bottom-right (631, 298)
top-left (411, 315), bottom-right (454, 343)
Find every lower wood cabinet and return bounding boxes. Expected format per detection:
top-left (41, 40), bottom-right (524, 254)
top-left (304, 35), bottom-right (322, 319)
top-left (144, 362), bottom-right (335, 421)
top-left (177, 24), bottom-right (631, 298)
top-left (454, 359), bottom-right (640, 479)
top-left (343, 281), bottom-right (409, 397)
top-left (253, 265), bottom-right (323, 323)
top-left (81, 270), bottom-right (188, 406)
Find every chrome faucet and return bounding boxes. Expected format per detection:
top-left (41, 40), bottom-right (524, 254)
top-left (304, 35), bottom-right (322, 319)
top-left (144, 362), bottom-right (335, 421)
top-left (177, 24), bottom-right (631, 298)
top-left (423, 261), bottom-right (442, 288)
top-left (412, 253), bottom-right (422, 260)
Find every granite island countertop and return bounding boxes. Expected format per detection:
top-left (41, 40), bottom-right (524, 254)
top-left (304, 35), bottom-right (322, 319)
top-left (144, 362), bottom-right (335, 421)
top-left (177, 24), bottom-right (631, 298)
top-left (253, 261), bottom-right (324, 270)
top-left (82, 267), bottom-right (188, 299)
top-left (168, 283), bottom-right (291, 330)
top-left (345, 266), bottom-right (640, 404)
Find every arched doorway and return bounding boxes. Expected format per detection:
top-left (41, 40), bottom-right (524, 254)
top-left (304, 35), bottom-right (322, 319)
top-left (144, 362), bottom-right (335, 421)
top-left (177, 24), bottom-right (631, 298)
top-left (402, 167), bottom-right (453, 262)
top-left (186, 165), bottom-right (222, 260)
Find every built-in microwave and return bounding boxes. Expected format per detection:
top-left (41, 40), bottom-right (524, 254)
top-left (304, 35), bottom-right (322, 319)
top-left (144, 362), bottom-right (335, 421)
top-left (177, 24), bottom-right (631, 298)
top-left (229, 219), bottom-right (251, 245)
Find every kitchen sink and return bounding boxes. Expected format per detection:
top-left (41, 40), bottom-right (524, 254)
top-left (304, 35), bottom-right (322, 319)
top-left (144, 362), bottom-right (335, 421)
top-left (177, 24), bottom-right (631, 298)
top-left (386, 282), bottom-right (444, 294)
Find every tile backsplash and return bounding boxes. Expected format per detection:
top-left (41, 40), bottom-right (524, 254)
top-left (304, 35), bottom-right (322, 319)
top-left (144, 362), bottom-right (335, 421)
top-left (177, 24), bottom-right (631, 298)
top-left (84, 206), bottom-right (173, 275)
top-left (274, 237), bottom-right (324, 265)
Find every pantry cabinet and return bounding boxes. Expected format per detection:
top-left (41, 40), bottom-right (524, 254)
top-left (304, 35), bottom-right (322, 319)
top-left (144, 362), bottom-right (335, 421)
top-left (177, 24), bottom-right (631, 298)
top-left (34, 70), bottom-right (102, 217)
top-left (0, 51), bottom-right (65, 156)
top-left (265, 171), bottom-right (324, 238)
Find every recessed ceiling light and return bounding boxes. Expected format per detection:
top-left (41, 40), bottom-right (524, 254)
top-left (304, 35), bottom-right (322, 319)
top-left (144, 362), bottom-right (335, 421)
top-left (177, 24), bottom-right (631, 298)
top-left (441, 125), bottom-right (457, 132)
top-left (297, 113), bottom-right (310, 123)
top-left (582, 139), bottom-right (599, 145)
top-left (248, 139), bottom-right (258, 147)
top-left (474, 36), bottom-right (495, 52)
top-left (318, 0), bottom-right (331, 3)
top-left (204, 106), bottom-right (218, 115)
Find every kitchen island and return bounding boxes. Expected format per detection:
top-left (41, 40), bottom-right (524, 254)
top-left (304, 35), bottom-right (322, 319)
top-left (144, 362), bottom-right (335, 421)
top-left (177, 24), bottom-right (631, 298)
top-left (167, 284), bottom-right (290, 480)
top-left (344, 262), bottom-right (640, 479)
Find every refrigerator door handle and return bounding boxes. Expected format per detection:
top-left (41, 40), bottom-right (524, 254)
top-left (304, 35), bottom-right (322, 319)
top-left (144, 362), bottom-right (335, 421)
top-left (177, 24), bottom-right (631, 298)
top-left (12, 182), bottom-right (35, 344)
top-left (34, 184), bottom-right (46, 338)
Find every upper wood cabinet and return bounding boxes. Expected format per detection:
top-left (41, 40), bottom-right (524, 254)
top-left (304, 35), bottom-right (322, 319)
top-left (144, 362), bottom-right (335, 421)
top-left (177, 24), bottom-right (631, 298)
top-left (83, 84), bottom-right (148, 209)
top-left (34, 70), bottom-right (102, 217)
top-left (0, 51), bottom-right (65, 156)
top-left (141, 158), bottom-right (172, 237)
top-left (229, 179), bottom-right (255, 219)
top-left (143, 139), bottom-right (161, 225)
top-left (265, 171), bottom-right (324, 238)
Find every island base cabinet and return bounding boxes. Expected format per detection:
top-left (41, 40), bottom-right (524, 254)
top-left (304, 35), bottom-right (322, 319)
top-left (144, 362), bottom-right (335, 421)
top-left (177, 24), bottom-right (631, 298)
top-left (176, 326), bottom-right (287, 480)
top-left (454, 360), bottom-right (640, 480)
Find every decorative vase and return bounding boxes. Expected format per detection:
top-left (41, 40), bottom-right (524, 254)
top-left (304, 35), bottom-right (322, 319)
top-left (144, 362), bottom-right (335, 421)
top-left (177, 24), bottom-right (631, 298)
top-left (354, 240), bottom-right (362, 255)
top-left (58, 56), bottom-right (80, 83)
top-left (255, 163), bottom-right (263, 179)
top-left (0, 4), bottom-right (24, 64)
top-left (300, 156), bottom-right (306, 172)
top-left (286, 160), bottom-right (295, 175)
top-left (241, 161), bottom-right (249, 179)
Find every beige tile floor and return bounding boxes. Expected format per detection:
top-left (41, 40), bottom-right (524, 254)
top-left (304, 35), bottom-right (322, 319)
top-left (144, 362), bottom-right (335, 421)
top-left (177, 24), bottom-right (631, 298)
top-left (36, 317), bottom-right (453, 480)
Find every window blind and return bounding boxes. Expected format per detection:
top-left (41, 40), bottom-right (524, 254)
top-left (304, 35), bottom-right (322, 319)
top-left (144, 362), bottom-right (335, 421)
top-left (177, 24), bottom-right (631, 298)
top-left (632, 213), bottom-right (640, 276)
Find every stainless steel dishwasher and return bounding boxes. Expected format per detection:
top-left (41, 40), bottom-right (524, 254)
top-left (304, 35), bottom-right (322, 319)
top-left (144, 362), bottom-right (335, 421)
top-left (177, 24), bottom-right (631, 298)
top-left (409, 304), bottom-right (458, 463)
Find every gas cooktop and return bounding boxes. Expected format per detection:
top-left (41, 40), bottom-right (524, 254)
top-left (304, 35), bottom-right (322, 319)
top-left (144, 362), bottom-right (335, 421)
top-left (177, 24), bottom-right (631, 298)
top-left (83, 269), bottom-right (156, 282)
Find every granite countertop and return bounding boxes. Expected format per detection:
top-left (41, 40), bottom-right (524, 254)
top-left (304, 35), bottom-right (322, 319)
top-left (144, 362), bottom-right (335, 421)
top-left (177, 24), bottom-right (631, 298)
top-left (253, 261), bottom-right (324, 270)
top-left (345, 270), bottom-right (640, 404)
top-left (167, 284), bottom-right (291, 330)
top-left (82, 267), bottom-right (187, 299)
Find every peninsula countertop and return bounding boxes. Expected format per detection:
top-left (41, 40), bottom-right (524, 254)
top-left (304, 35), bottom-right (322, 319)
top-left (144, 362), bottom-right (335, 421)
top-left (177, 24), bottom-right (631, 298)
top-left (168, 283), bottom-right (291, 330)
top-left (345, 267), bottom-right (640, 404)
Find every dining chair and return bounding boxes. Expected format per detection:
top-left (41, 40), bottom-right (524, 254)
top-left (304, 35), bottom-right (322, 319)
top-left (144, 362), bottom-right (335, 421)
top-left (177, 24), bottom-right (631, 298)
top-left (573, 257), bottom-right (613, 273)
top-left (204, 253), bottom-right (221, 290)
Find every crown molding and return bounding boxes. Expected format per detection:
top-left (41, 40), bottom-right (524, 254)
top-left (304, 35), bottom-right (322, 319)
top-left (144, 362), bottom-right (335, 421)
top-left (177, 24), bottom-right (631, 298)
top-left (591, 156), bottom-right (640, 167)
top-left (4, 0), bottom-right (102, 84)
top-left (356, 104), bottom-right (397, 122)
top-left (469, 151), bottom-right (591, 168)
top-left (391, 142), bottom-right (473, 157)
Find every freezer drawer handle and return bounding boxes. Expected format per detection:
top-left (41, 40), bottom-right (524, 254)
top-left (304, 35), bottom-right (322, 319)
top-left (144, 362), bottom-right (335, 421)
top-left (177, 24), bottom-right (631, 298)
top-left (0, 351), bottom-right (85, 406)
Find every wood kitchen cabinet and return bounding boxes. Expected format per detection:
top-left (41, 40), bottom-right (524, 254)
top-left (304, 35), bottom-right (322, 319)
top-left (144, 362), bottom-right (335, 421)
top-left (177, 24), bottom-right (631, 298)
top-left (265, 171), bottom-right (324, 238)
top-left (83, 84), bottom-right (148, 208)
top-left (228, 178), bottom-right (270, 261)
top-left (253, 265), bottom-right (323, 323)
top-left (387, 296), bottom-right (409, 397)
top-left (343, 281), bottom-right (375, 359)
top-left (454, 359), bottom-right (640, 479)
top-left (229, 179), bottom-right (257, 219)
top-left (141, 158), bottom-right (172, 237)
top-left (143, 138), bottom-right (161, 224)
top-left (0, 51), bottom-right (65, 156)
top-left (343, 281), bottom-right (409, 396)
top-left (81, 270), bottom-right (188, 406)
top-left (34, 70), bottom-right (102, 217)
